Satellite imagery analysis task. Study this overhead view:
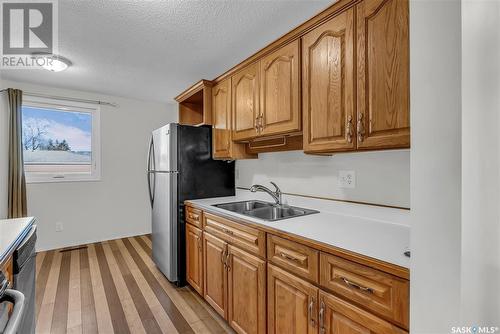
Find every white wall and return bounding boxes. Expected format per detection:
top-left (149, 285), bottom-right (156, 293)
top-left (1, 79), bottom-right (177, 251)
top-left (410, 1), bottom-right (462, 333)
top-left (236, 150), bottom-right (410, 208)
top-left (461, 0), bottom-right (500, 325)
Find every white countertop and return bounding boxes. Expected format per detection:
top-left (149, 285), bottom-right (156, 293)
top-left (0, 217), bottom-right (36, 264)
top-left (187, 190), bottom-right (410, 268)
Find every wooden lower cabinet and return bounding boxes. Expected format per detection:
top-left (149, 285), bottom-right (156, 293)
top-left (203, 232), bottom-right (228, 318)
top-left (319, 291), bottom-right (407, 334)
top-left (267, 264), bottom-right (318, 334)
top-left (186, 224), bottom-right (204, 294)
top-left (227, 245), bottom-right (266, 334)
top-left (202, 232), bottom-right (267, 333)
top-left (187, 209), bottom-right (410, 334)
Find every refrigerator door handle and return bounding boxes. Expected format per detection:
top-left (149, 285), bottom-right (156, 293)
top-left (147, 135), bottom-right (154, 172)
top-left (147, 136), bottom-right (155, 208)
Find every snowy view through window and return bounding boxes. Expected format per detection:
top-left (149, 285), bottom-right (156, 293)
top-left (22, 106), bottom-right (93, 175)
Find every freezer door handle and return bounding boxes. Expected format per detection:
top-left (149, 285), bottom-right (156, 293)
top-left (147, 136), bottom-right (155, 208)
top-left (147, 135), bottom-right (155, 172)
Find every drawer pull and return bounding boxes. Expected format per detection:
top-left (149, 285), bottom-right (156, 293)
top-left (340, 277), bottom-right (374, 294)
top-left (279, 252), bottom-right (300, 262)
top-left (222, 228), bottom-right (234, 235)
top-left (188, 213), bottom-right (199, 220)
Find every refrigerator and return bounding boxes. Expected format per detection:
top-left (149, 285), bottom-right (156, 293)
top-left (147, 123), bottom-right (235, 285)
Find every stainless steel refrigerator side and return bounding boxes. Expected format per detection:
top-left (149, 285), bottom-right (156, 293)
top-left (151, 124), bottom-right (179, 283)
top-left (151, 172), bottom-right (178, 282)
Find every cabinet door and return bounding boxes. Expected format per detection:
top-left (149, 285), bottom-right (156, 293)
top-left (186, 224), bottom-right (203, 295)
top-left (356, 0), bottom-right (410, 149)
top-left (203, 232), bottom-right (228, 318)
top-left (260, 40), bottom-right (301, 137)
top-left (213, 78), bottom-right (257, 160)
top-left (232, 63), bottom-right (260, 141)
top-left (302, 8), bottom-right (356, 153)
top-left (212, 78), bottom-right (233, 159)
top-left (267, 264), bottom-right (318, 334)
top-left (227, 245), bottom-right (266, 334)
top-left (319, 291), bottom-right (407, 334)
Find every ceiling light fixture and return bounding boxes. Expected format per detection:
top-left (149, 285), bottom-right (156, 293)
top-left (41, 55), bottom-right (72, 72)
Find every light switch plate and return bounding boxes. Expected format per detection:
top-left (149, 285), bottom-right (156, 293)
top-left (339, 170), bottom-right (356, 188)
top-left (55, 222), bottom-right (63, 232)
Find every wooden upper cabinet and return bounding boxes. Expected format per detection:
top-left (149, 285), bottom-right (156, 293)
top-left (356, 0), bottom-right (410, 149)
top-left (227, 245), bottom-right (266, 334)
top-left (212, 78), bottom-right (257, 160)
top-left (268, 264), bottom-right (318, 334)
top-left (176, 80), bottom-right (213, 126)
top-left (319, 291), bottom-right (407, 334)
top-left (186, 224), bottom-right (203, 295)
top-left (232, 63), bottom-right (260, 141)
top-left (212, 79), bottom-right (233, 159)
top-left (302, 8), bottom-right (356, 153)
top-left (259, 40), bottom-right (301, 137)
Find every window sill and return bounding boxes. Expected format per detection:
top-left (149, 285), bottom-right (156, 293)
top-left (26, 175), bottom-right (101, 184)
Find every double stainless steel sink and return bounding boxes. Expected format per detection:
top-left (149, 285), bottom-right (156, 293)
top-left (213, 200), bottom-right (319, 221)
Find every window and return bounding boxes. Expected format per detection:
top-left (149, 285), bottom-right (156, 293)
top-left (21, 95), bottom-right (101, 183)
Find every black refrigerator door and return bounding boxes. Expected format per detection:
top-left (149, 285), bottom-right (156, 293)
top-left (175, 125), bottom-right (235, 286)
top-left (178, 125), bottom-right (235, 202)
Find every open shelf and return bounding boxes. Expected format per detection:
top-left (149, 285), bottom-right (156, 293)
top-left (175, 80), bottom-right (213, 126)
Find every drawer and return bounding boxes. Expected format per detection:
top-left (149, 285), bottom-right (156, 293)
top-left (320, 252), bottom-right (409, 329)
top-left (267, 234), bottom-right (318, 282)
top-left (186, 206), bottom-right (202, 228)
top-left (204, 212), bottom-right (266, 258)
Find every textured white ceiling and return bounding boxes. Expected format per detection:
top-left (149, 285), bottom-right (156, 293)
top-left (1, 0), bottom-right (332, 103)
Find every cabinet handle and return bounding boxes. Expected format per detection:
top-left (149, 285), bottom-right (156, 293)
top-left (225, 253), bottom-right (231, 271)
top-left (188, 213), bottom-right (199, 220)
top-left (222, 228), bottom-right (233, 235)
top-left (340, 277), bottom-right (374, 294)
top-left (197, 236), bottom-right (202, 251)
top-left (319, 300), bottom-right (325, 334)
top-left (221, 249), bottom-right (227, 267)
top-left (346, 115), bottom-right (353, 143)
top-left (255, 115), bottom-right (260, 133)
top-left (279, 252), bottom-right (299, 263)
top-left (259, 115), bottom-right (265, 132)
top-left (357, 114), bottom-right (366, 142)
top-left (308, 298), bottom-right (316, 327)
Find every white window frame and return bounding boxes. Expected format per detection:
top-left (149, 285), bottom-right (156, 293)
top-left (22, 95), bottom-right (101, 183)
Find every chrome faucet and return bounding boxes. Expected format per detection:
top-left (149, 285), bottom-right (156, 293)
top-left (249, 182), bottom-right (283, 205)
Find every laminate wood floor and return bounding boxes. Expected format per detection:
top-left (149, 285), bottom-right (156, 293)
top-left (35, 235), bottom-right (234, 334)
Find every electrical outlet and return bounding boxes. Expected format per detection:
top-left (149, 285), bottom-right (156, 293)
top-left (339, 170), bottom-right (356, 188)
top-left (55, 222), bottom-right (63, 232)
top-left (235, 167), bottom-right (239, 180)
